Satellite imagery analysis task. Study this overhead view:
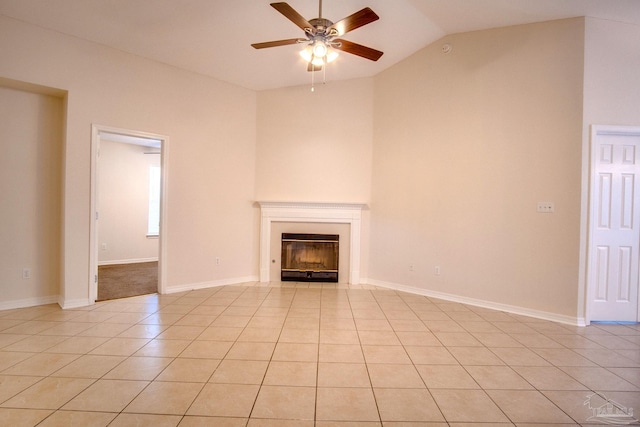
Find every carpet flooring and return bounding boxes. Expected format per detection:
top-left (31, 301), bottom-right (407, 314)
top-left (97, 261), bottom-right (158, 301)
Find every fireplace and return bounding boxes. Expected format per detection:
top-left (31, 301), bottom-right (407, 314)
top-left (281, 233), bottom-right (339, 282)
top-left (258, 201), bottom-right (365, 284)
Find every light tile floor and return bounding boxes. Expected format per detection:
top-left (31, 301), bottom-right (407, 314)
top-left (1, 282), bottom-right (639, 426)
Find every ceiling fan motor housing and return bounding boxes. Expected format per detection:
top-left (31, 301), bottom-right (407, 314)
top-left (308, 18), bottom-right (334, 36)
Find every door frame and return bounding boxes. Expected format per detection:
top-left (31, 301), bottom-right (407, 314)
top-left (585, 124), bottom-right (640, 324)
top-left (89, 124), bottom-right (169, 302)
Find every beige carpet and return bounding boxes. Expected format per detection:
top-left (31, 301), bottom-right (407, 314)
top-left (97, 261), bottom-right (158, 301)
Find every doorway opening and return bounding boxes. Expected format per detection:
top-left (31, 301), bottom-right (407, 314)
top-left (90, 125), bottom-right (168, 303)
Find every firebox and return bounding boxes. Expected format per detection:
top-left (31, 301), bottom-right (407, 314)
top-left (281, 233), bottom-right (339, 282)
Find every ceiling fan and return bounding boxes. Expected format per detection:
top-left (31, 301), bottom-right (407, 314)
top-left (251, 1), bottom-right (383, 72)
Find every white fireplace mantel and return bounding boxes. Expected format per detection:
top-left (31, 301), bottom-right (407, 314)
top-left (258, 201), bottom-right (366, 284)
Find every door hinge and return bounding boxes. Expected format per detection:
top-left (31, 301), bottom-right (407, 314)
top-left (95, 274), bottom-right (98, 284)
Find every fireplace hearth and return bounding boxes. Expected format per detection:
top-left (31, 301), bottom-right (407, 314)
top-left (281, 233), bottom-right (339, 282)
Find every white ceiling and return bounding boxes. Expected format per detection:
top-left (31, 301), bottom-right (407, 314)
top-left (1, 0), bottom-right (639, 91)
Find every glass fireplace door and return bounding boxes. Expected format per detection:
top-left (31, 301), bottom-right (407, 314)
top-left (281, 233), bottom-right (339, 282)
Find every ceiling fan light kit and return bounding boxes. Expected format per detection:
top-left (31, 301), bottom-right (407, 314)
top-left (312, 41), bottom-right (327, 57)
top-left (252, 0), bottom-right (383, 91)
top-left (299, 42), bottom-right (338, 66)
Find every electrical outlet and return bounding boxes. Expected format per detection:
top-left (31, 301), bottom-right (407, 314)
top-left (101, 243), bottom-right (107, 251)
top-left (434, 266), bottom-right (441, 276)
top-left (409, 264), bottom-right (414, 272)
top-left (216, 257), bottom-right (221, 266)
top-left (537, 202), bottom-right (555, 213)
top-left (22, 268), bottom-right (31, 279)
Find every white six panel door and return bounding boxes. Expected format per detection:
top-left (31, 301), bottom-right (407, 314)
top-left (589, 128), bottom-right (640, 322)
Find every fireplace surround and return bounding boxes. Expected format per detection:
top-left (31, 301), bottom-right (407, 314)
top-left (258, 201), bottom-right (365, 284)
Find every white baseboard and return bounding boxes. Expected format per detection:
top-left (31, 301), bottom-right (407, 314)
top-left (164, 275), bottom-right (260, 295)
top-left (98, 257), bottom-right (158, 266)
top-left (0, 295), bottom-right (59, 311)
top-left (0, 276), bottom-right (585, 327)
top-left (364, 278), bottom-right (584, 327)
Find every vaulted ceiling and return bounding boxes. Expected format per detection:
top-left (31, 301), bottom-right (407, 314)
top-left (1, 0), bottom-right (639, 91)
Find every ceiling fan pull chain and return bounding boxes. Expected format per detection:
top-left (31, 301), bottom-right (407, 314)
top-left (323, 61), bottom-right (326, 85)
top-left (311, 66), bottom-right (315, 92)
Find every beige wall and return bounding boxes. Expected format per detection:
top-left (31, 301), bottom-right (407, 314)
top-left (370, 18), bottom-right (585, 319)
top-left (0, 15), bottom-right (257, 306)
top-left (0, 85), bottom-right (64, 308)
top-left (255, 78), bottom-right (374, 203)
top-left (97, 140), bottom-right (160, 265)
top-left (583, 18), bottom-right (640, 127)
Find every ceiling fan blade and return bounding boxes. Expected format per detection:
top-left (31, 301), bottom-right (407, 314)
top-left (307, 63), bottom-right (322, 72)
top-left (271, 2), bottom-right (314, 32)
top-left (327, 7), bottom-right (379, 36)
top-left (251, 38), bottom-right (303, 49)
top-left (333, 39), bottom-right (383, 61)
